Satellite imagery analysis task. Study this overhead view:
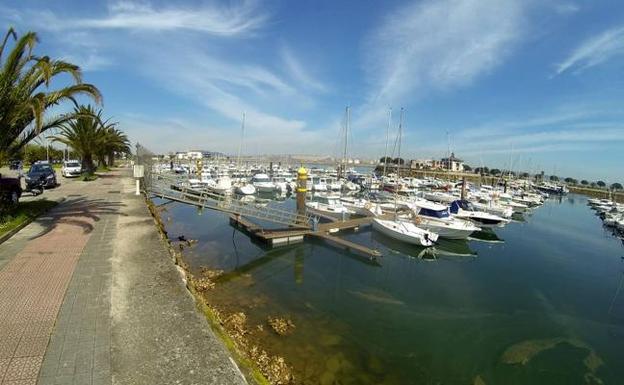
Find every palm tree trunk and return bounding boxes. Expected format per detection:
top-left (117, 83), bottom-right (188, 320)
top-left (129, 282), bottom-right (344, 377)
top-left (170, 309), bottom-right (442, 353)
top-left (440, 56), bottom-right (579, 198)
top-left (82, 153), bottom-right (95, 174)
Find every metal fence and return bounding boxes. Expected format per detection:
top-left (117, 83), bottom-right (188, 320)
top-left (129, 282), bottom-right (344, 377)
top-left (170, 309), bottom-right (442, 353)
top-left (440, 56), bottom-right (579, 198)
top-left (134, 145), bottom-right (312, 228)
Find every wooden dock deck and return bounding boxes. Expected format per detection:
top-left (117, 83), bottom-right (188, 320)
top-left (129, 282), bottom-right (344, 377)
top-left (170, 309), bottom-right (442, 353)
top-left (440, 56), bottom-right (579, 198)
top-left (229, 214), bottom-right (383, 258)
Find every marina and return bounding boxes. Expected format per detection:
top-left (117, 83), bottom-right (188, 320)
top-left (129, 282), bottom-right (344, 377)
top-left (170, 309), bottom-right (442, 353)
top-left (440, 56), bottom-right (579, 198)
top-left (140, 153), bottom-right (624, 385)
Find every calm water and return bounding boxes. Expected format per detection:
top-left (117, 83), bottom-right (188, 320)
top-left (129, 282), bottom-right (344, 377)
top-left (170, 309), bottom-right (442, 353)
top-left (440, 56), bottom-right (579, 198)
top-left (159, 194), bottom-right (624, 385)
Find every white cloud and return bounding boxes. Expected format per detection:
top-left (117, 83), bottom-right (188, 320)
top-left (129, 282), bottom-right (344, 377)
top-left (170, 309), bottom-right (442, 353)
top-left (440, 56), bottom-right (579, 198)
top-left (280, 46), bottom-right (328, 93)
top-left (556, 26), bottom-right (624, 75)
top-left (11, 0), bottom-right (268, 37)
top-left (363, 0), bottom-right (528, 105)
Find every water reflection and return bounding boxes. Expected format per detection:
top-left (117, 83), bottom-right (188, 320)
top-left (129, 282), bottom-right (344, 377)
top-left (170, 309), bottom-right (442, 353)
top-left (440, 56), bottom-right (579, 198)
top-left (164, 194), bottom-right (624, 384)
top-left (469, 228), bottom-right (504, 243)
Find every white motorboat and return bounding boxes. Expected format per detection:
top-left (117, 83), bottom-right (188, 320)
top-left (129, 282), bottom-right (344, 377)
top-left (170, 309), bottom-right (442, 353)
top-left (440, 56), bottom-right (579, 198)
top-left (306, 195), bottom-right (353, 219)
top-left (471, 198), bottom-right (514, 218)
top-left (251, 173), bottom-right (277, 193)
top-left (235, 183), bottom-right (256, 195)
top-left (341, 180), bottom-right (360, 192)
top-left (311, 177), bottom-right (328, 192)
top-left (450, 200), bottom-right (509, 228)
top-left (372, 218), bottom-right (438, 247)
top-left (424, 191), bottom-right (458, 204)
top-left (208, 176), bottom-right (232, 195)
top-left (271, 176), bottom-right (289, 192)
top-left (340, 196), bottom-right (373, 216)
top-left (407, 199), bottom-right (481, 240)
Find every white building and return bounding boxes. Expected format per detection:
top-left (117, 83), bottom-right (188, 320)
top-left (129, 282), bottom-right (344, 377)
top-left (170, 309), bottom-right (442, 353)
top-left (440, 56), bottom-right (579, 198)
top-left (440, 153), bottom-right (464, 172)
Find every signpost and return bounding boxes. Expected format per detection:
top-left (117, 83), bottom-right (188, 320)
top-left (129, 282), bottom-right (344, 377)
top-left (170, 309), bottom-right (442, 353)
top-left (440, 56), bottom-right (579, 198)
top-left (133, 164), bottom-right (144, 196)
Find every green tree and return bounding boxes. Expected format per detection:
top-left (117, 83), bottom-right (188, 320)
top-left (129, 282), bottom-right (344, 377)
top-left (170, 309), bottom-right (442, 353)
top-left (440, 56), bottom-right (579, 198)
top-left (463, 164), bottom-right (472, 172)
top-left (580, 180), bottom-right (588, 185)
top-left (94, 125), bottom-right (130, 168)
top-left (490, 168), bottom-right (501, 176)
top-left (379, 156), bottom-right (392, 164)
top-left (51, 105), bottom-right (106, 173)
top-left (611, 182), bottom-right (623, 190)
top-left (520, 172), bottom-right (530, 178)
top-left (0, 28), bottom-right (101, 158)
top-left (549, 175), bottom-right (559, 181)
top-left (23, 143), bottom-right (63, 164)
top-left (597, 181), bottom-right (606, 188)
top-left (393, 157), bottom-right (405, 165)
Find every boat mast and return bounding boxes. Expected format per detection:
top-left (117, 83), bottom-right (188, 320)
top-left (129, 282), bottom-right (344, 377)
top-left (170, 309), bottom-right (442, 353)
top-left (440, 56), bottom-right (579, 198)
top-left (342, 106), bottom-right (350, 178)
top-left (394, 108), bottom-right (404, 219)
top-left (236, 112), bottom-right (246, 176)
top-left (383, 108), bottom-right (392, 177)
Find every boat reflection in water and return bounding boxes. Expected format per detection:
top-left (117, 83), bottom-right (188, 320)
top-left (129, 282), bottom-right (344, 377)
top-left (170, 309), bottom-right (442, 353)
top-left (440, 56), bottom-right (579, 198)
top-left (469, 228), bottom-right (504, 243)
top-left (371, 230), bottom-right (477, 260)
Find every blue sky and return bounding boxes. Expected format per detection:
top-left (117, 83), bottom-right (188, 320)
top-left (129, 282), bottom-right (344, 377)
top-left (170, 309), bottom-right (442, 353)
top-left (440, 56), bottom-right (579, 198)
top-left (2, 0), bottom-right (624, 181)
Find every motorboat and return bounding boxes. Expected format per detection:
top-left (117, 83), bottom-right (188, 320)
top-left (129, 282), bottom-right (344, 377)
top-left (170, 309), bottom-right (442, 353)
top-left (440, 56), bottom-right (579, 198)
top-left (471, 198), bottom-right (514, 218)
top-left (372, 218), bottom-right (438, 247)
top-left (251, 173), bottom-right (277, 193)
top-left (311, 177), bottom-right (328, 192)
top-left (271, 176), bottom-right (289, 192)
top-left (235, 183), bottom-right (256, 195)
top-left (424, 191), bottom-right (459, 204)
top-left (407, 199), bottom-right (481, 239)
top-left (449, 200), bottom-right (509, 228)
top-left (306, 195), bottom-right (354, 219)
top-left (340, 196), bottom-right (373, 216)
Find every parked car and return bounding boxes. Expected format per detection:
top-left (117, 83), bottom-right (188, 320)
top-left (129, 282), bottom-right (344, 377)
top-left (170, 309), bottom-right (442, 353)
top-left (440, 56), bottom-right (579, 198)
top-left (61, 160), bottom-right (82, 177)
top-left (8, 160), bottom-right (22, 170)
top-left (25, 162), bottom-right (57, 190)
top-left (0, 173), bottom-right (22, 207)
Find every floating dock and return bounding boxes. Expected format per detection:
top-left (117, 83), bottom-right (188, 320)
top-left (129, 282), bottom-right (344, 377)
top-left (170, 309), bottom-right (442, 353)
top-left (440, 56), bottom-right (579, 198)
top-left (229, 214), bottom-right (382, 258)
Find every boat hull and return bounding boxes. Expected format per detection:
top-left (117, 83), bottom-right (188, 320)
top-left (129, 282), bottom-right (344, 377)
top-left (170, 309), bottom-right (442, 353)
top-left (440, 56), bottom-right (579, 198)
top-left (372, 219), bottom-right (437, 246)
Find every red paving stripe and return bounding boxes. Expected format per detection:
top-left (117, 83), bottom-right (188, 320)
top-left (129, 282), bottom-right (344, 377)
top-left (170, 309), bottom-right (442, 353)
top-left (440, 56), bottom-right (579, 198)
top-left (0, 213), bottom-right (95, 385)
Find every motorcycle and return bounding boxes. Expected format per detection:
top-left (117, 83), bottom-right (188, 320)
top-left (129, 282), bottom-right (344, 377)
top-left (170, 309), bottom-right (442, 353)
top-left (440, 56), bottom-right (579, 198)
top-left (25, 174), bottom-right (47, 196)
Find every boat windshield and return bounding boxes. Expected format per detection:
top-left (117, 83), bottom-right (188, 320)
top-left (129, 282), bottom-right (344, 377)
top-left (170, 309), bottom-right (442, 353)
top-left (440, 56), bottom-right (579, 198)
top-left (420, 207), bottom-right (450, 218)
top-left (253, 177), bottom-right (270, 183)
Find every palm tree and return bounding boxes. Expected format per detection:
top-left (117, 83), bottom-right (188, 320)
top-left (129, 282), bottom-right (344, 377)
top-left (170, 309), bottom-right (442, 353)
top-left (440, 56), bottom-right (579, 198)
top-left (0, 28), bottom-right (101, 158)
top-left (51, 105), bottom-right (104, 173)
top-left (95, 125), bottom-right (130, 168)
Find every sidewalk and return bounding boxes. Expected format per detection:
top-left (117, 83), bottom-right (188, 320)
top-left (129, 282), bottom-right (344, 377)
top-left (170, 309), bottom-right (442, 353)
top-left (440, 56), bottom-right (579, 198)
top-left (0, 169), bottom-right (246, 385)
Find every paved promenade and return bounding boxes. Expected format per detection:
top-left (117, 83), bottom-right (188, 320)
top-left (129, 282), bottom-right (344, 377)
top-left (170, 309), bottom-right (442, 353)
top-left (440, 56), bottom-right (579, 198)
top-left (0, 169), bottom-right (246, 385)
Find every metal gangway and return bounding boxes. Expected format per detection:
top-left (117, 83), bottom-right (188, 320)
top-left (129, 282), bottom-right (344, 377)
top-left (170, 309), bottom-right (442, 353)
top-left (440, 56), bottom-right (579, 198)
top-left (147, 172), bottom-right (312, 228)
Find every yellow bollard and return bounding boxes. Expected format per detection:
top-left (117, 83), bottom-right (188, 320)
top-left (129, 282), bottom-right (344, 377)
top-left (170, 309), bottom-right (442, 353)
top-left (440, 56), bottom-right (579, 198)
top-left (296, 166), bottom-right (308, 221)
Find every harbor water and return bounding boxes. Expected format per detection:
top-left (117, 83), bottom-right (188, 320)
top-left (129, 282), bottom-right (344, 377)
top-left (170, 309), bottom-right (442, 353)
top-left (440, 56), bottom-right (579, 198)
top-left (159, 194), bottom-right (624, 384)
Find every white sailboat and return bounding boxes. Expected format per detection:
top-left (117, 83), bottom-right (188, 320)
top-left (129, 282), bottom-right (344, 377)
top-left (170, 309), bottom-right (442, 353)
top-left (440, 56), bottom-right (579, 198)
top-left (370, 108), bottom-right (439, 247)
top-left (233, 112), bottom-right (256, 195)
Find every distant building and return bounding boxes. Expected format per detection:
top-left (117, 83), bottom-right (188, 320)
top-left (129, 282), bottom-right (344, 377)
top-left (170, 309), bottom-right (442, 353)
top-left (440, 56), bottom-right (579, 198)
top-left (440, 153), bottom-right (464, 172)
top-left (186, 151), bottom-right (203, 160)
top-left (410, 159), bottom-right (442, 170)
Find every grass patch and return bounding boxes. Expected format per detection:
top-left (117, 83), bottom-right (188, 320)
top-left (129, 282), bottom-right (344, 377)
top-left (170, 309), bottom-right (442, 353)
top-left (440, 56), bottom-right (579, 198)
top-left (0, 199), bottom-right (58, 238)
top-left (81, 173), bottom-right (98, 182)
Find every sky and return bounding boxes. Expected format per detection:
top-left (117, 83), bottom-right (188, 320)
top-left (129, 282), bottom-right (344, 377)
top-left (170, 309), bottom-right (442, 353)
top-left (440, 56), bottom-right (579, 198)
top-left (1, 0), bottom-right (624, 181)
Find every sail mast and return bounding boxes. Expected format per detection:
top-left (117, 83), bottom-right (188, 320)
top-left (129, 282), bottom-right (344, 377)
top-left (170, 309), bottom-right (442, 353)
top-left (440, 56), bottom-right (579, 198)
top-left (383, 108), bottom-right (392, 177)
top-left (394, 108), bottom-right (404, 219)
top-left (236, 112), bottom-right (246, 172)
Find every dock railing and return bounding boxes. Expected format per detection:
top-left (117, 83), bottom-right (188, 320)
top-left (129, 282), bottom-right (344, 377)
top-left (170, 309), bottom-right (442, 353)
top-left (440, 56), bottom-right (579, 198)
top-left (135, 149), bottom-right (313, 228)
